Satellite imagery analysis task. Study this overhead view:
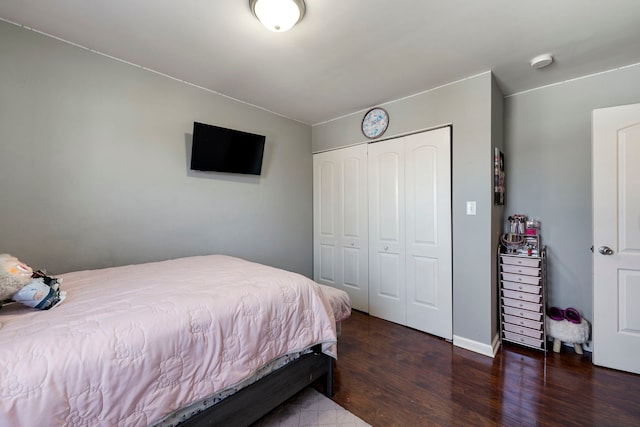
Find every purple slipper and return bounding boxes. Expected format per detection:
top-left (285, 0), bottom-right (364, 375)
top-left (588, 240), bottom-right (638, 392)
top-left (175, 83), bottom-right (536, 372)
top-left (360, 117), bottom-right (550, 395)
top-left (564, 307), bottom-right (582, 324)
top-left (547, 306), bottom-right (565, 321)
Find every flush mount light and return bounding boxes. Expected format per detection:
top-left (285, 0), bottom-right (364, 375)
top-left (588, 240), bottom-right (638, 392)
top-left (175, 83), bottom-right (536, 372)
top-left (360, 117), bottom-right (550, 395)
top-left (250, 0), bottom-right (306, 32)
top-left (530, 53), bottom-right (554, 69)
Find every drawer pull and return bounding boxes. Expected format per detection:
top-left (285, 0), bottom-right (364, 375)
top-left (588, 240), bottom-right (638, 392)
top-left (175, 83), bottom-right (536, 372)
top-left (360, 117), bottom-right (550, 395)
top-left (518, 286), bottom-right (523, 290)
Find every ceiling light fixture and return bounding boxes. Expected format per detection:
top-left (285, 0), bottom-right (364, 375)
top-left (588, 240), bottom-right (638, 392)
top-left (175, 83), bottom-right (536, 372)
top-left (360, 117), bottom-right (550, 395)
top-left (250, 0), bottom-right (305, 32)
top-left (530, 53), bottom-right (554, 69)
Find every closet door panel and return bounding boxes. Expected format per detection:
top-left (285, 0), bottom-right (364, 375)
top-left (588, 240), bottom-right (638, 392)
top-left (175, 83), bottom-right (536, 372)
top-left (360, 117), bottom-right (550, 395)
top-left (368, 252), bottom-right (402, 321)
top-left (314, 159), bottom-right (339, 285)
top-left (313, 145), bottom-right (369, 312)
top-left (342, 156), bottom-right (361, 239)
top-left (379, 254), bottom-right (401, 298)
top-left (318, 244), bottom-right (336, 282)
top-left (408, 144), bottom-right (437, 244)
top-left (343, 247), bottom-right (361, 287)
top-left (410, 255), bottom-right (438, 306)
top-left (339, 146), bottom-right (369, 311)
top-left (375, 150), bottom-right (402, 254)
top-left (405, 128), bottom-right (452, 339)
top-left (369, 139), bottom-right (405, 324)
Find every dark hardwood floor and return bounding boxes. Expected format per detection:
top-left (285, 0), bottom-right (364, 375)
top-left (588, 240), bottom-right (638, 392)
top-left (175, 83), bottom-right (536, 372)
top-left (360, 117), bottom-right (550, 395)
top-left (328, 310), bottom-right (640, 427)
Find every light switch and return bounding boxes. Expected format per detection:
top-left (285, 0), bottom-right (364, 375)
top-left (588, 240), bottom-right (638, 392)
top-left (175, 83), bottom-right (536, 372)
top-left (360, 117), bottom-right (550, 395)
top-left (466, 201), bottom-right (476, 215)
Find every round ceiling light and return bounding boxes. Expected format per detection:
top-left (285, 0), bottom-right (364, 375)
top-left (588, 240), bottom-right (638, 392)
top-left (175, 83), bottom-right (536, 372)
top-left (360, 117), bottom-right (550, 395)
top-left (530, 54), bottom-right (554, 69)
top-left (250, 0), bottom-right (306, 32)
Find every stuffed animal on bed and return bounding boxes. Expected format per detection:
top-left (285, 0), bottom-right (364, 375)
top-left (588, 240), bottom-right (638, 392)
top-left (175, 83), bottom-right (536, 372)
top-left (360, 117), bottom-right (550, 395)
top-left (0, 254), bottom-right (65, 310)
top-left (0, 254), bottom-right (32, 300)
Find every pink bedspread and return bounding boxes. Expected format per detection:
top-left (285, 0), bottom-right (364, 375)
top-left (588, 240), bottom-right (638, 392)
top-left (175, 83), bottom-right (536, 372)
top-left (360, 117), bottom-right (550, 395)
top-left (0, 255), bottom-right (338, 426)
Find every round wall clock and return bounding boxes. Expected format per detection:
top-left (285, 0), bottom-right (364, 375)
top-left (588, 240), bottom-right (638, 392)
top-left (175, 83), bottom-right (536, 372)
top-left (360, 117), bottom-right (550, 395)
top-left (361, 107), bottom-right (389, 139)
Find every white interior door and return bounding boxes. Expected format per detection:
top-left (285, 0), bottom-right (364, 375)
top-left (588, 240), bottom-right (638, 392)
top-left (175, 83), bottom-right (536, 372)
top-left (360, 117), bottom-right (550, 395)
top-left (405, 127), bottom-right (452, 339)
top-left (313, 145), bottom-right (369, 312)
top-left (368, 138), bottom-right (406, 324)
top-left (592, 103), bottom-right (640, 374)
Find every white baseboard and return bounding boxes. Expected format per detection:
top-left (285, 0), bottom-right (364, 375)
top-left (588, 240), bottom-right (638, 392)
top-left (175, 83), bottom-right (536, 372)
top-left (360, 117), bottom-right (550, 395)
top-left (453, 333), bottom-right (500, 358)
top-left (491, 334), bottom-right (501, 356)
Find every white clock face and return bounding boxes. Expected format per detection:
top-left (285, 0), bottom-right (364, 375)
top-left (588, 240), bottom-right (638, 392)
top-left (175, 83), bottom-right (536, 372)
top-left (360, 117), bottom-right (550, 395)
top-left (362, 107), bottom-right (389, 139)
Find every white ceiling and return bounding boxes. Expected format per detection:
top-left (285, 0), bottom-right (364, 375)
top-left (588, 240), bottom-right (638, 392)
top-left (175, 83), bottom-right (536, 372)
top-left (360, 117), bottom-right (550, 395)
top-left (2, 0), bottom-right (640, 125)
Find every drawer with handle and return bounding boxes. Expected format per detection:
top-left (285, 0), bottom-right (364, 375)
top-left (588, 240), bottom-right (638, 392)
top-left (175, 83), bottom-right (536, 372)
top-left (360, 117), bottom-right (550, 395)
top-left (502, 297), bottom-right (542, 313)
top-left (503, 305), bottom-right (543, 321)
top-left (503, 314), bottom-right (543, 330)
top-left (501, 272), bottom-right (540, 285)
top-left (501, 264), bottom-right (540, 277)
top-left (502, 289), bottom-right (542, 303)
top-left (503, 331), bottom-right (544, 348)
top-left (502, 280), bottom-right (541, 295)
top-left (500, 255), bottom-right (540, 268)
top-left (503, 322), bottom-right (543, 339)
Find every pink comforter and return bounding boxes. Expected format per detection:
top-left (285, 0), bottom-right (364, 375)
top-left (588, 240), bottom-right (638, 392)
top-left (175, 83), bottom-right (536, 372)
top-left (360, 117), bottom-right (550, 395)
top-left (0, 255), bottom-right (337, 426)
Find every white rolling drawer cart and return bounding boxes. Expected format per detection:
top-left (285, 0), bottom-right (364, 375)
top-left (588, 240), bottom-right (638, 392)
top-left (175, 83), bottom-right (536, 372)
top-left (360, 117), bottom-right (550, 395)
top-left (499, 248), bottom-right (547, 352)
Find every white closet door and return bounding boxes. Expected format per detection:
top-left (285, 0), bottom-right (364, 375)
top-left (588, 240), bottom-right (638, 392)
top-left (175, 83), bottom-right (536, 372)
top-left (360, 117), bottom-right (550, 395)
top-left (313, 145), bottom-right (369, 312)
top-left (405, 127), bottom-right (452, 339)
top-left (368, 138), bottom-right (406, 324)
top-left (368, 127), bottom-right (452, 339)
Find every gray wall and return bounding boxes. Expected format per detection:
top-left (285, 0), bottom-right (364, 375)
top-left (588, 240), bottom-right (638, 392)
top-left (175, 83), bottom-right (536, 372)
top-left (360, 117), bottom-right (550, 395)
top-left (12, 10), bottom-right (631, 352)
top-left (491, 76), bottom-right (506, 339)
top-left (504, 64), bottom-right (640, 326)
top-left (313, 73), bottom-right (503, 351)
top-left (0, 21), bottom-right (313, 276)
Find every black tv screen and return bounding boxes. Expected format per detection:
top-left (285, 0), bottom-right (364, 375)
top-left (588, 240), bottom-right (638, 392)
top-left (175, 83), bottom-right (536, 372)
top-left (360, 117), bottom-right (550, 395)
top-left (190, 122), bottom-right (266, 175)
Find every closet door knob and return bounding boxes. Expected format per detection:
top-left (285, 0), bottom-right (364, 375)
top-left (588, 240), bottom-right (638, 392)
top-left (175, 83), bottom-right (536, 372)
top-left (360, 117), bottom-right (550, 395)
top-left (598, 246), bottom-right (614, 255)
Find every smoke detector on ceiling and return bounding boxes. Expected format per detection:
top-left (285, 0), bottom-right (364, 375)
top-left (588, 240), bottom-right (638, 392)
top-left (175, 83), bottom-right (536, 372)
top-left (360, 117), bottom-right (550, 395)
top-left (530, 54), bottom-right (554, 69)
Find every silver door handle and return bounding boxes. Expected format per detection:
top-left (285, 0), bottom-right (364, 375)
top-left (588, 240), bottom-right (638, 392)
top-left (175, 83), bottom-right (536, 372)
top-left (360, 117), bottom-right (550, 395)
top-left (598, 246), bottom-right (614, 255)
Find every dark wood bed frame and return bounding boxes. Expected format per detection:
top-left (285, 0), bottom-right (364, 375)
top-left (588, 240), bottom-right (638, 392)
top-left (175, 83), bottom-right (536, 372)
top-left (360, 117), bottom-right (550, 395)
top-left (181, 344), bottom-right (334, 427)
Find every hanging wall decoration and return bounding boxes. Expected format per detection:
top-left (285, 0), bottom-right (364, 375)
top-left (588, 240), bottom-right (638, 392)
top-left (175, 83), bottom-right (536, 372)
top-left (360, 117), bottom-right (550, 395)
top-left (494, 147), bottom-right (505, 205)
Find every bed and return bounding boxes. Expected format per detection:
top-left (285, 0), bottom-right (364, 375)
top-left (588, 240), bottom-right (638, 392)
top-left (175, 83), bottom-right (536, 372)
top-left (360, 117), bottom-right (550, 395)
top-left (0, 254), bottom-right (351, 426)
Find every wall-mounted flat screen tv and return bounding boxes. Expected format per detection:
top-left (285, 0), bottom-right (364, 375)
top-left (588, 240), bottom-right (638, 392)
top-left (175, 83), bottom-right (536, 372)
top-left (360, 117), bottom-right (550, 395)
top-left (190, 122), bottom-right (266, 175)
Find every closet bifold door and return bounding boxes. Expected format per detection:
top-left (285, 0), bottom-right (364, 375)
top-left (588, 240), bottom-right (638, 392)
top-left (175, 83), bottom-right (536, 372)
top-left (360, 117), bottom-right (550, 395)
top-left (313, 145), bottom-right (369, 312)
top-left (404, 128), bottom-right (452, 339)
top-left (368, 138), bottom-right (406, 325)
top-left (368, 127), bottom-right (452, 340)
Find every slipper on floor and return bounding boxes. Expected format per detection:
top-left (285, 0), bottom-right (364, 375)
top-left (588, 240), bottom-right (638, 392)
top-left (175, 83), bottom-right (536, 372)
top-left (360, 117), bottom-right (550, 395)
top-left (547, 306), bottom-right (565, 321)
top-left (564, 307), bottom-right (582, 324)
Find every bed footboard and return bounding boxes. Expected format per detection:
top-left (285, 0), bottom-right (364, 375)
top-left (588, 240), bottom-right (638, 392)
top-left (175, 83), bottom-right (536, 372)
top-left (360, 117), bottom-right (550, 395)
top-left (181, 345), bottom-right (334, 427)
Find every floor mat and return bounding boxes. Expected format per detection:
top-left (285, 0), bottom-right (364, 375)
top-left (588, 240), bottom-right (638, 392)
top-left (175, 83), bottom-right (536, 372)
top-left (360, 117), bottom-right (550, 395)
top-left (252, 387), bottom-right (370, 427)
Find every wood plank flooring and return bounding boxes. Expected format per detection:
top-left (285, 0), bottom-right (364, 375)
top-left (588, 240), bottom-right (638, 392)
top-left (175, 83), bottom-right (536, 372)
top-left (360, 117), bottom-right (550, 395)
top-left (328, 310), bottom-right (640, 427)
